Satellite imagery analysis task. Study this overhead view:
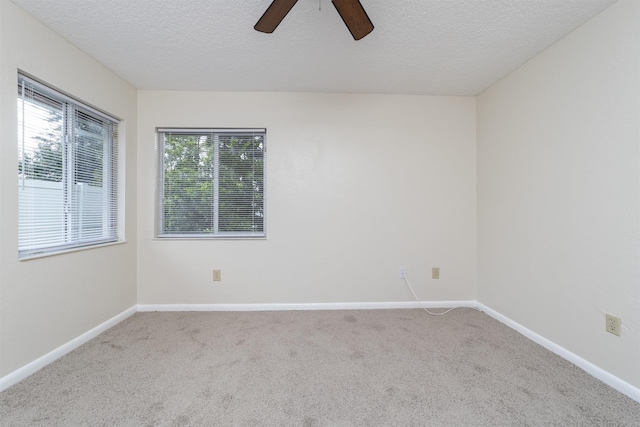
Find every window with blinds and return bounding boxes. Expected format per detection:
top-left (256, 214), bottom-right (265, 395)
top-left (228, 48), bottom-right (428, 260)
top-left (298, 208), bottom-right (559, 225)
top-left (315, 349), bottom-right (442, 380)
top-left (157, 128), bottom-right (265, 238)
top-left (18, 74), bottom-right (119, 259)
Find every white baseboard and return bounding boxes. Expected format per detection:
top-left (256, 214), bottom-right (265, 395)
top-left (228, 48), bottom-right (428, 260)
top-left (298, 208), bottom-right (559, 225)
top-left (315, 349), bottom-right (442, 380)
top-left (476, 303), bottom-right (640, 404)
top-left (0, 305), bottom-right (137, 392)
top-left (137, 300), bottom-right (478, 312)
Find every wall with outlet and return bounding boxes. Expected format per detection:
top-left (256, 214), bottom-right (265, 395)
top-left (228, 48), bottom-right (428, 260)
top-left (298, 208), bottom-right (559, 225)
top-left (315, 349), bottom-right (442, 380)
top-left (477, 0), bottom-right (640, 388)
top-left (136, 91), bottom-right (476, 304)
top-left (0, 0), bottom-right (138, 377)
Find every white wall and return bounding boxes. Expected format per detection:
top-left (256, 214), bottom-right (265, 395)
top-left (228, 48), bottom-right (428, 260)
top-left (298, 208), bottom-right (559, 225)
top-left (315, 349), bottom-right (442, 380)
top-left (137, 91), bottom-right (476, 304)
top-left (0, 0), bottom-right (138, 376)
top-left (477, 0), bottom-right (640, 388)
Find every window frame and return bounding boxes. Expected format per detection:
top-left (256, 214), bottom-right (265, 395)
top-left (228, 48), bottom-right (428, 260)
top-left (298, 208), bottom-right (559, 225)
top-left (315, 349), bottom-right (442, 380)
top-left (17, 73), bottom-right (121, 259)
top-left (156, 128), bottom-right (266, 239)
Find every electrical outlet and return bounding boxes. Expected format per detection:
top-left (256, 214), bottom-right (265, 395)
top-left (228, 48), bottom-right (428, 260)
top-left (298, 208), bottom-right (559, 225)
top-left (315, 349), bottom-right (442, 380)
top-left (212, 269), bottom-right (221, 281)
top-left (606, 313), bottom-right (621, 336)
top-left (399, 268), bottom-right (407, 279)
top-left (432, 267), bottom-right (440, 279)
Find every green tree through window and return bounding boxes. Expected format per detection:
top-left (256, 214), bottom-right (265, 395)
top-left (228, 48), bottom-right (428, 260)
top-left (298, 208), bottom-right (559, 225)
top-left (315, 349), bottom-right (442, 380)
top-left (159, 129), bottom-right (265, 237)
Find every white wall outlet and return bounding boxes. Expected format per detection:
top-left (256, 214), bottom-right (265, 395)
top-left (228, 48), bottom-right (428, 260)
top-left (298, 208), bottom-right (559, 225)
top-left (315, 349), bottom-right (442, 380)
top-left (399, 268), bottom-right (407, 279)
top-left (606, 313), bottom-right (621, 336)
top-left (212, 269), bottom-right (221, 281)
top-left (432, 267), bottom-right (440, 279)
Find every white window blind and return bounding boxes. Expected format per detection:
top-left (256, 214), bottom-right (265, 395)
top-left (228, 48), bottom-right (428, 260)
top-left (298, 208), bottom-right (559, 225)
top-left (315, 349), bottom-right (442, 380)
top-left (157, 128), bottom-right (265, 238)
top-left (18, 74), bottom-right (119, 258)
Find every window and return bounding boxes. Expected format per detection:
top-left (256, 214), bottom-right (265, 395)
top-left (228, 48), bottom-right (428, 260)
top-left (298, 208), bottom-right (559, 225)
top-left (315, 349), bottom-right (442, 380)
top-left (18, 74), bottom-right (119, 258)
top-left (157, 128), bottom-right (265, 238)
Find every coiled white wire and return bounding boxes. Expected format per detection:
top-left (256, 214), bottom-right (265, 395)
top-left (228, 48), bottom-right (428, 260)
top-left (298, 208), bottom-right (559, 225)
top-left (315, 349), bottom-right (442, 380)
top-left (402, 275), bottom-right (478, 316)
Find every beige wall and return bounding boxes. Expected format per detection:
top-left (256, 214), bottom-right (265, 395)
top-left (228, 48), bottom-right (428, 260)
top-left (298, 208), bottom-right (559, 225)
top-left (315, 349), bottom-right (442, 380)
top-left (477, 0), bottom-right (640, 388)
top-left (0, 0), bottom-right (138, 376)
top-left (137, 91), bottom-right (477, 304)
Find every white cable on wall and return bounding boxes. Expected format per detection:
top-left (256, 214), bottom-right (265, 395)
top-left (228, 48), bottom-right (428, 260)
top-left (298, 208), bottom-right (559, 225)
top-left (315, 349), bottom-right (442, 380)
top-left (402, 274), bottom-right (474, 316)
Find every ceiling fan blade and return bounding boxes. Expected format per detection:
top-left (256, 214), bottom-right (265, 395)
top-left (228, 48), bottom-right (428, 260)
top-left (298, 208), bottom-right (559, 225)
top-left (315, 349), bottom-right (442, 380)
top-left (332, 0), bottom-right (374, 40)
top-left (255, 0), bottom-right (300, 33)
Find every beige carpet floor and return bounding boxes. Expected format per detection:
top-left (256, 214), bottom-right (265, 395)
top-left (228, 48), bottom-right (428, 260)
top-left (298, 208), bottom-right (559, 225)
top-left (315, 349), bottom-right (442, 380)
top-left (1, 308), bottom-right (639, 426)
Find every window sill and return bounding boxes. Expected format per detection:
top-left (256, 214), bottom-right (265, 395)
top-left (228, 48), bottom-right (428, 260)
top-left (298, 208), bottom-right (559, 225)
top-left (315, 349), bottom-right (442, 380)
top-left (154, 235), bottom-right (266, 241)
top-left (18, 240), bottom-right (127, 261)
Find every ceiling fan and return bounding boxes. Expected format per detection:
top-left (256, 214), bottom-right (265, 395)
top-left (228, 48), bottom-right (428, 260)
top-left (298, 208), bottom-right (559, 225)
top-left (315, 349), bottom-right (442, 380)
top-left (255, 0), bottom-right (374, 41)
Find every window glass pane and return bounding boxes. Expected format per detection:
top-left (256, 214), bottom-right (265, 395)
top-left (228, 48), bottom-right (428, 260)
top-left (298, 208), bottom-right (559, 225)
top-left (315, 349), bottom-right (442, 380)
top-left (218, 134), bottom-right (264, 233)
top-left (72, 110), bottom-right (111, 242)
top-left (162, 134), bottom-right (214, 234)
top-left (18, 88), bottom-right (66, 251)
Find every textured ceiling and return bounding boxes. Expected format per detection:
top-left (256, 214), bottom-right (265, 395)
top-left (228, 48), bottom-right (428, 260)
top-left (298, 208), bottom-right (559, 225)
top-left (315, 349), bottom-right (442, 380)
top-left (11, 0), bottom-right (617, 95)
